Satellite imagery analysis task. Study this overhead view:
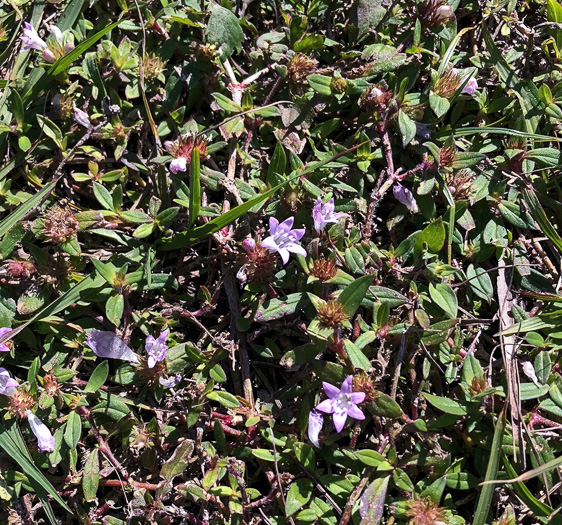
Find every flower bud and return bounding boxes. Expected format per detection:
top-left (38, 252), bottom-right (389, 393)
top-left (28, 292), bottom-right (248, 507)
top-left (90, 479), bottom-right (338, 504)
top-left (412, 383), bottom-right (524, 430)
top-left (242, 238), bottom-right (256, 252)
top-left (74, 107), bottom-right (91, 128)
top-left (435, 4), bottom-right (454, 22)
top-left (26, 410), bottom-right (56, 453)
top-left (393, 183), bottom-right (419, 212)
top-left (65, 41), bottom-right (75, 53)
top-left (42, 48), bottom-right (55, 63)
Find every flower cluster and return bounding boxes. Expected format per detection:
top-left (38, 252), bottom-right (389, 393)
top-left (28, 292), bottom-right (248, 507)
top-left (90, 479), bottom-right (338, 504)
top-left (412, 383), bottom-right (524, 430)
top-left (20, 21), bottom-right (73, 63)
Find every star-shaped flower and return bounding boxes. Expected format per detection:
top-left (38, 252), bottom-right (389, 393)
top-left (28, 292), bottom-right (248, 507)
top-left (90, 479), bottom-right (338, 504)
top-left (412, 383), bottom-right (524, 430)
top-left (312, 197), bottom-right (348, 233)
top-left (261, 217), bottom-right (307, 265)
top-left (145, 329), bottom-right (169, 369)
top-left (315, 376), bottom-right (365, 433)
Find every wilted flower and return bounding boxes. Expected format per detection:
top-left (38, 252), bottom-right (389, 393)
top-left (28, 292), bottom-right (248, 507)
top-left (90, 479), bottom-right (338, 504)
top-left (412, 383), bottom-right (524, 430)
top-left (261, 217), bottom-right (306, 265)
top-left (522, 361), bottom-right (539, 386)
top-left (358, 85), bottom-right (393, 115)
top-left (20, 22), bottom-right (47, 51)
top-left (85, 330), bottom-right (140, 363)
top-left (159, 373), bottom-right (182, 389)
top-left (42, 205), bottom-right (80, 244)
top-left (0, 368), bottom-right (19, 396)
top-left (74, 107), bottom-right (91, 128)
top-left (433, 69), bottom-right (461, 99)
top-left (312, 197), bottom-right (348, 233)
top-left (145, 330), bottom-right (169, 369)
top-left (315, 376), bottom-right (365, 433)
top-left (0, 327), bottom-right (12, 353)
top-left (393, 183), bottom-right (418, 212)
top-left (307, 409), bottom-right (324, 448)
top-left (26, 410), bottom-right (55, 453)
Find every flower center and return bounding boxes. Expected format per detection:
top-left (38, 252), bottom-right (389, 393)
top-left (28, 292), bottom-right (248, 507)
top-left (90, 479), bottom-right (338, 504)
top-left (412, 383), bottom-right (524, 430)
top-left (334, 393), bottom-right (352, 413)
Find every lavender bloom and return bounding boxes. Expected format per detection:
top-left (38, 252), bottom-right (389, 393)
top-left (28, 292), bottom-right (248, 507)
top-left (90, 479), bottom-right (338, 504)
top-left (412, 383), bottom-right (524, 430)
top-left (74, 107), bottom-right (91, 128)
top-left (20, 22), bottom-right (47, 51)
top-left (159, 373), bottom-right (182, 389)
top-left (26, 410), bottom-right (55, 453)
top-left (0, 327), bottom-right (12, 353)
top-left (85, 330), bottom-right (139, 363)
top-left (307, 409), bottom-right (324, 448)
top-left (261, 217), bottom-right (307, 265)
top-left (0, 368), bottom-right (18, 397)
top-left (312, 197), bottom-right (348, 233)
top-left (169, 157), bottom-right (188, 174)
top-left (315, 376), bottom-right (365, 433)
top-left (145, 329), bottom-right (169, 368)
top-left (393, 183), bottom-right (418, 212)
top-left (453, 68), bottom-right (478, 95)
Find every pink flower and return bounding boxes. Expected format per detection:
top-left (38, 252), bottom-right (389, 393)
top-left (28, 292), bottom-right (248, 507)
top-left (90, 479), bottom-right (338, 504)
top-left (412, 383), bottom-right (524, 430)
top-left (85, 330), bottom-right (139, 363)
top-left (453, 68), bottom-right (478, 95)
top-left (315, 376), bottom-right (365, 433)
top-left (169, 157), bottom-right (188, 174)
top-left (26, 410), bottom-right (55, 453)
top-left (20, 22), bottom-right (47, 51)
top-left (0, 327), bottom-right (12, 353)
top-left (312, 197), bottom-right (348, 233)
top-left (145, 330), bottom-right (169, 368)
top-left (261, 217), bottom-right (307, 265)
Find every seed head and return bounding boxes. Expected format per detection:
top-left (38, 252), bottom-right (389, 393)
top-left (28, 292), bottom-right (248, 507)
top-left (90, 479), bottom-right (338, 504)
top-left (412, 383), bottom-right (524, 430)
top-left (42, 206), bottom-right (79, 244)
top-left (287, 53), bottom-right (318, 91)
top-left (8, 389), bottom-right (35, 418)
top-left (401, 497), bottom-right (450, 525)
top-left (242, 244), bottom-right (278, 283)
top-left (310, 258), bottom-right (338, 281)
top-left (358, 85), bottom-right (393, 115)
top-left (317, 300), bottom-right (348, 328)
top-left (433, 70), bottom-right (461, 99)
top-left (6, 260), bottom-right (36, 280)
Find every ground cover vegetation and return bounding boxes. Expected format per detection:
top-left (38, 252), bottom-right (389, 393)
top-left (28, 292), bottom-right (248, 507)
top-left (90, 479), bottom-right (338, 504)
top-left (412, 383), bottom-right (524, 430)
top-left (0, 0), bottom-right (562, 523)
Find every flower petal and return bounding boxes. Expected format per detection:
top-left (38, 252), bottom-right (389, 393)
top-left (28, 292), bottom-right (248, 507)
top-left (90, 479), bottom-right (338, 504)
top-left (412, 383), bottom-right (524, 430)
top-left (332, 410), bottom-right (348, 433)
top-left (279, 248), bottom-right (290, 265)
top-left (287, 228), bottom-right (306, 242)
top-left (315, 399), bottom-right (335, 414)
top-left (86, 330), bottom-right (139, 363)
top-left (347, 404), bottom-right (365, 420)
top-left (322, 381), bottom-right (341, 399)
top-left (341, 376), bottom-right (354, 395)
top-left (350, 392), bottom-right (366, 404)
top-left (285, 243), bottom-right (307, 258)
top-left (278, 216), bottom-right (294, 233)
top-left (26, 411), bottom-right (55, 453)
top-left (261, 236), bottom-right (278, 252)
top-left (269, 216), bottom-right (279, 235)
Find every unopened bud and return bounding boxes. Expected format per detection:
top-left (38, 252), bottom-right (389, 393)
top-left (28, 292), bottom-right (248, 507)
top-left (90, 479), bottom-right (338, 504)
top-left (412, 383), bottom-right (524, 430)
top-left (435, 4), bottom-right (454, 22)
top-left (242, 238), bottom-right (256, 252)
top-left (65, 41), bottom-right (75, 53)
top-left (42, 49), bottom-right (55, 63)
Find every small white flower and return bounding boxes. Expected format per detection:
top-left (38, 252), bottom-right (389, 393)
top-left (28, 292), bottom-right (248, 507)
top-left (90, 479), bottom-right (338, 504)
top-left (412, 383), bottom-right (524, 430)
top-left (169, 157), bottom-right (188, 174)
top-left (522, 362), bottom-right (540, 386)
top-left (26, 410), bottom-right (56, 453)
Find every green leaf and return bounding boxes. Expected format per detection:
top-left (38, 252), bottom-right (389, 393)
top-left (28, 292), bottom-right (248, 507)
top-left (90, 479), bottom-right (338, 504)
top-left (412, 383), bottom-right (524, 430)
top-left (307, 74), bottom-right (332, 96)
top-left (267, 142), bottom-right (286, 185)
top-left (93, 182), bottom-right (114, 211)
top-left (343, 339), bottom-right (371, 370)
top-left (398, 109), bottom-right (416, 147)
top-left (64, 411), bottom-right (82, 449)
top-left (523, 188), bottom-right (562, 256)
top-left (285, 478), bottom-right (314, 516)
top-left (105, 293), bottom-right (124, 327)
top-left (429, 92), bottom-right (450, 118)
top-left (534, 352), bottom-right (552, 384)
top-left (160, 439), bottom-right (195, 482)
top-left (359, 475), bottom-right (390, 524)
top-left (255, 293), bottom-right (309, 322)
top-left (189, 147), bottom-right (201, 228)
top-left (428, 283), bottom-right (458, 318)
top-left (414, 218), bottom-right (445, 257)
top-left (525, 148), bottom-right (562, 167)
top-left (338, 274), bottom-right (373, 317)
top-left (293, 442), bottom-right (315, 470)
top-left (82, 448), bottom-right (99, 502)
top-left (212, 92), bottom-right (243, 112)
top-left (207, 391), bottom-right (241, 409)
top-left (423, 392), bottom-right (480, 416)
top-left (84, 361), bottom-right (109, 393)
top-left (206, 3), bottom-right (243, 57)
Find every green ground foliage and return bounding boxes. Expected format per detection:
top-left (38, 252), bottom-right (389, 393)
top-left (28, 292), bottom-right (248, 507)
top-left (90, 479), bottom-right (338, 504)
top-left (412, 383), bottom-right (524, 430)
top-left (0, 0), bottom-right (562, 523)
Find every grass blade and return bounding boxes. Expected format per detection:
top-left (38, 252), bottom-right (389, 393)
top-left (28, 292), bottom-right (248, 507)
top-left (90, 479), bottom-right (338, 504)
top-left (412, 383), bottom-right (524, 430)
top-left (189, 146), bottom-right (201, 228)
top-left (523, 188), bottom-right (562, 256)
top-left (473, 408), bottom-right (506, 525)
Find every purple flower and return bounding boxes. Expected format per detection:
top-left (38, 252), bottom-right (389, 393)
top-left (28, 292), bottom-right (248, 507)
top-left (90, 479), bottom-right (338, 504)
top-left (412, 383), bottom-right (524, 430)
top-left (453, 68), bottom-right (478, 95)
top-left (20, 22), bottom-right (47, 51)
top-left (312, 197), bottom-right (348, 233)
top-left (159, 373), bottom-right (182, 388)
top-left (26, 410), bottom-right (55, 453)
top-left (415, 122), bottom-right (431, 140)
top-left (242, 237), bottom-right (256, 252)
top-left (307, 409), bottom-right (324, 448)
top-left (0, 368), bottom-right (18, 397)
top-left (315, 376), bottom-right (365, 433)
top-left (393, 183), bottom-right (418, 212)
top-left (145, 329), bottom-right (169, 368)
top-left (169, 157), bottom-right (188, 174)
top-left (0, 327), bottom-right (12, 353)
top-left (74, 107), bottom-right (91, 128)
top-left (261, 217), bottom-right (307, 265)
top-left (85, 330), bottom-right (139, 363)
